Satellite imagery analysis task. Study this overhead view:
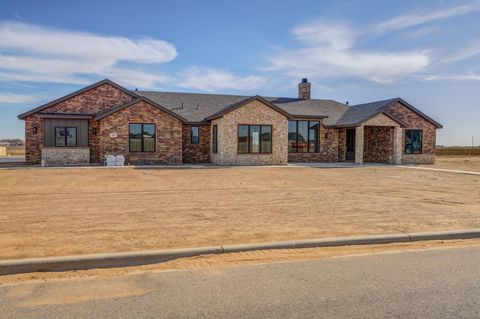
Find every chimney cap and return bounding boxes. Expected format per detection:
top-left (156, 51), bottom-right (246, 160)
top-left (301, 78), bottom-right (309, 83)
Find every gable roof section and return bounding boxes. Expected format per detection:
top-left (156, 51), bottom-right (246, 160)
top-left (205, 95), bottom-right (291, 120)
top-left (95, 96), bottom-right (187, 122)
top-left (333, 98), bottom-right (442, 128)
top-left (18, 79), bottom-right (138, 120)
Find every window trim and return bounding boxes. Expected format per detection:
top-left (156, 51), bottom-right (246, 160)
top-left (288, 120), bottom-right (320, 153)
top-left (129, 123), bottom-right (156, 153)
top-left (237, 124), bottom-right (273, 154)
top-left (190, 125), bottom-right (200, 144)
top-left (212, 125), bottom-right (218, 154)
top-left (54, 126), bottom-right (77, 147)
top-left (404, 129), bottom-right (423, 154)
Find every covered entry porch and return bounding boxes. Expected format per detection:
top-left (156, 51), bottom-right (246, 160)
top-left (342, 113), bottom-right (405, 164)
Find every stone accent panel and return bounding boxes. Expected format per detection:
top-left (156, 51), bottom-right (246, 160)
top-left (41, 147), bottom-right (90, 166)
top-left (98, 100), bottom-right (182, 165)
top-left (337, 128), bottom-right (346, 161)
top-left (211, 100), bottom-right (288, 165)
top-left (24, 83), bottom-right (134, 164)
top-left (363, 126), bottom-right (393, 163)
top-left (182, 124), bottom-right (210, 163)
top-left (386, 101), bottom-right (437, 164)
top-left (288, 122), bottom-right (339, 162)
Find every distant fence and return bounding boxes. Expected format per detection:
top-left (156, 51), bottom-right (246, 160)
top-left (0, 146), bottom-right (25, 156)
top-left (436, 147), bottom-right (480, 156)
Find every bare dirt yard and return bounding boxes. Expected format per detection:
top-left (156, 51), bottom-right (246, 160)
top-left (425, 156), bottom-right (480, 172)
top-left (1, 163), bottom-right (479, 260)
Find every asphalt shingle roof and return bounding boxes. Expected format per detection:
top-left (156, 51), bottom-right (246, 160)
top-left (134, 91), bottom-right (349, 125)
top-left (334, 98), bottom-right (398, 127)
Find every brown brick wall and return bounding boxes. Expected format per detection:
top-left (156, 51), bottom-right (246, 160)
top-left (98, 100), bottom-right (182, 165)
top-left (363, 126), bottom-right (393, 163)
top-left (182, 124), bottom-right (210, 163)
top-left (24, 83), bottom-right (134, 164)
top-left (288, 121), bottom-right (339, 162)
top-left (386, 101), bottom-right (437, 164)
top-left (24, 115), bottom-right (43, 164)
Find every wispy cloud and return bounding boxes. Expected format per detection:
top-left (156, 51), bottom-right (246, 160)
top-left (425, 72), bottom-right (480, 81)
top-left (0, 93), bottom-right (45, 105)
top-left (0, 21), bottom-right (176, 87)
top-left (267, 21), bottom-right (430, 83)
top-left (376, 3), bottom-right (477, 33)
top-left (178, 67), bottom-right (266, 92)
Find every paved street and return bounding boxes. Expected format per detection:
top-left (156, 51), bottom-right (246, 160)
top-left (1, 246), bottom-right (480, 318)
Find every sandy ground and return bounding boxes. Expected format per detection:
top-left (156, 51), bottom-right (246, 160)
top-left (1, 164), bottom-right (479, 260)
top-left (426, 156), bottom-right (480, 172)
top-left (2, 239), bottom-right (480, 286)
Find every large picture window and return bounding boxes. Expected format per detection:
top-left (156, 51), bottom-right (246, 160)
top-left (238, 125), bottom-right (272, 154)
top-left (129, 123), bottom-right (156, 152)
top-left (288, 120), bottom-right (319, 153)
top-left (55, 127), bottom-right (77, 147)
top-left (404, 129), bottom-right (422, 154)
top-left (212, 125), bottom-right (218, 154)
top-left (190, 125), bottom-right (199, 144)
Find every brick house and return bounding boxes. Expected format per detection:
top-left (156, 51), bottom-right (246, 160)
top-left (18, 78), bottom-right (442, 166)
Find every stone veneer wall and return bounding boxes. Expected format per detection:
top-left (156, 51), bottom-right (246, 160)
top-left (337, 128), bottom-right (346, 161)
top-left (98, 100), bottom-right (183, 165)
top-left (386, 101), bottom-right (437, 164)
top-left (41, 147), bottom-right (90, 166)
top-left (24, 83), bottom-right (134, 164)
top-left (288, 122), bottom-right (339, 162)
top-left (363, 126), bottom-right (393, 163)
top-left (210, 100), bottom-right (288, 165)
top-left (182, 124), bottom-right (211, 163)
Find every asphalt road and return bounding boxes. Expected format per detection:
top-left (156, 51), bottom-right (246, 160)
top-left (1, 246), bottom-right (480, 318)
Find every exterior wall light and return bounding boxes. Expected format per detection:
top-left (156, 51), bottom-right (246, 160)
top-left (32, 126), bottom-right (38, 134)
top-left (92, 128), bottom-right (97, 135)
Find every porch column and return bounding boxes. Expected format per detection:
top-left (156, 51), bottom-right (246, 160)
top-left (355, 126), bottom-right (364, 164)
top-left (393, 126), bottom-right (402, 164)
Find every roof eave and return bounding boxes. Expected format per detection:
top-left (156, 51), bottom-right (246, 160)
top-left (18, 79), bottom-right (139, 120)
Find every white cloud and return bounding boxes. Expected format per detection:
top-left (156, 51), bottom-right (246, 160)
top-left (0, 93), bottom-right (44, 104)
top-left (179, 67), bottom-right (266, 92)
top-left (376, 4), bottom-right (477, 33)
top-left (267, 22), bottom-right (430, 83)
top-left (0, 21), bottom-right (176, 87)
top-left (425, 73), bottom-right (480, 81)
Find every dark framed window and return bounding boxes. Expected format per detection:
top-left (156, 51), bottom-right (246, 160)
top-left (129, 123), bottom-right (156, 152)
top-left (288, 120), bottom-right (319, 153)
top-left (238, 125), bottom-right (272, 154)
top-left (191, 125), bottom-right (199, 144)
top-left (212, 125), bottom-right (218, 154)
top-left (404, 129), bottom-right (422, 154)
top-left (55, 127), bottom-right (77, 147)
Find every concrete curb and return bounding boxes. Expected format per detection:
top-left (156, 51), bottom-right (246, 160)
top-left (1, 229), bottom-right (480, 276)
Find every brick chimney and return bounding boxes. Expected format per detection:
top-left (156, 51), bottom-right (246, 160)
top-left (298, 78), bottom-right (311, 100)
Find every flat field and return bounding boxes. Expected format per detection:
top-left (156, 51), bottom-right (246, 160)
top-left (1, 161), bottom-right (479, 260)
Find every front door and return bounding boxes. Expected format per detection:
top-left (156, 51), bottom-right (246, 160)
top-left (346, 129), bottom-right (355, 161)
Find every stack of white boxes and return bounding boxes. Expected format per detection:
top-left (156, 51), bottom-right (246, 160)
top-left (115, 155), bottom-right (125, 166)
top-left (104, 155), bottom-right (116, 166)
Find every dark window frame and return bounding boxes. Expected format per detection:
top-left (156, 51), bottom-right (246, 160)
top-left (54, 126), bottom-right (77, 147)
top-left (190, 125), bottom-right (200, 144)
top-left (288, 120), bottom-right (320, 153)
top-left (129, 123), bottom-right (156, 153)
top-left (237, 124), bottom-right (273, 154)
top-left (212, 125), bottom-right (218, 154)
top-left (404, 129), bottom-right (423, 154)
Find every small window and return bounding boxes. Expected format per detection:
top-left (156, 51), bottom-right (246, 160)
top-left (404, 129), bottom-right (422, 154)
top-left (129, 123), bottom-right (156, 152)
top-left (191, 125), bottom-right (200, 144)
top-left (55, 127), bottom-right (77, 147)
top-left (238, 125), bottom-right (272, 154)
top-left (212, 125), bottom-right (218, 154)
top-left (288, 120), bottom-right (320, 153)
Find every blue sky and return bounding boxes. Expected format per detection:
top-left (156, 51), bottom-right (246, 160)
top-left (0, 0), bottom-right (479, 145)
